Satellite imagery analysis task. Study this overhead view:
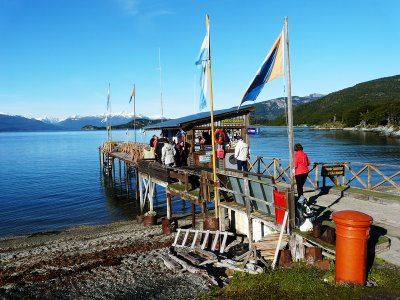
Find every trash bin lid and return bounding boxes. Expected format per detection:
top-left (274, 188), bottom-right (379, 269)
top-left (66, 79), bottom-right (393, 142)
top-left (332, 210), bottom-right (373, 227)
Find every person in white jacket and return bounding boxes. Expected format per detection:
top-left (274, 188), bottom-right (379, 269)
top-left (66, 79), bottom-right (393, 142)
top-left (161, 140), bottom-right (176, 167)
top-left (234, 136), bottom-right (249, 171)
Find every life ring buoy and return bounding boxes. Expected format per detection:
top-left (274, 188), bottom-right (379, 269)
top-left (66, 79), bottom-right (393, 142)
top-left (214, 129), bottom-right (226, 145)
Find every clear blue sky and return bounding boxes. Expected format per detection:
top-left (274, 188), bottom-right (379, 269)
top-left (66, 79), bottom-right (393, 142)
top-left (0, 0), bottom-right (399, 119)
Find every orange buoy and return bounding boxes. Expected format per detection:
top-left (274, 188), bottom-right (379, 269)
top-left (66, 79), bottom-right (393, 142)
top-left (214, 129), bottom-right (225, 145)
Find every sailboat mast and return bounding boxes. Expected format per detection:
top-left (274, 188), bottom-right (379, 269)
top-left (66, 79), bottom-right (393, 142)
top-left (284, 17), bottom-right (295, 190)
top-left (158, 48), bottom-right (164, 119)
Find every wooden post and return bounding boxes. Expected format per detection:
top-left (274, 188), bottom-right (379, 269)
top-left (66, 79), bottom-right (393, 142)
top-left (125, 162), bottom-right (129, 192)
top-left (368, 164), bottom-right (372, 190)
top-left (135, 166), bottom-right (140, 207)
top-left (149, 180), bottom-right (154, 212)
top-left (167, 192), bottom-right (172, 219)
top-left (315, 164), bottom-right (319, 189)
top-left (192, 203), bottom-right (196, 229)
top-left (219, 205), bottom-right (225, 231)
top-left (112, 158), bottom-right (116, 179)
top-left (202, 201), bottom-right (207, 220)
top-left (118, 159), bottom-right (122, 183)
top-left (342, 164), bottom-right (347, 186)
top-left (243, 178), bottom-right (253, 248)
top-left (139, 173), bottom-right (144, 213)
top-left (287, 189), bottom-right (295, 231)
top-left (99, 147), bottom-right (102, 172)
top-left (216, 181), bottom-right (222, 230)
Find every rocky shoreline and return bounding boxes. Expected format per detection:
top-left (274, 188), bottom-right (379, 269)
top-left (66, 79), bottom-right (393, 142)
top-left (313, 124), bottom-right (400, 137)
top-left (0, 217), bottom-right (212, 300)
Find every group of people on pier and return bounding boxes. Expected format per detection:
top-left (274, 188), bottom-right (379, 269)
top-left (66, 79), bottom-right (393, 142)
top-left (148, 132), bottom-right (311, 202)
top-left (149, 134), bottom-right (189, 167)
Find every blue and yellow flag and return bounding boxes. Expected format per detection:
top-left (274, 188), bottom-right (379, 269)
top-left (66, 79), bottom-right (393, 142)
top-left (239, 31), bottom-right (284, 108)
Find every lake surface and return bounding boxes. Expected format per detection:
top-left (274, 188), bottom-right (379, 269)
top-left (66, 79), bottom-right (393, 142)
top-left (0, 128), bottom-right (399, 237)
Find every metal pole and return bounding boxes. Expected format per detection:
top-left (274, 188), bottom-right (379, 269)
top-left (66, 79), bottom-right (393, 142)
top-left (206, 15), bottom-right (219, 219)
top-left (134, 84), bottom-right (136, 143)
top-left (159, 48), bottom-right (164, 119)
top-left (284, 17), bottom-right (295, 190)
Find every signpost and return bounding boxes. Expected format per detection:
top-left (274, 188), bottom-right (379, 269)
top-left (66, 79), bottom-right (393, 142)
top-left (321, 165), bottom-right (345, 186)
top-left (321, 165), bottom-right (345, 177)
top-left (247, 127), bottom-right (260, 135)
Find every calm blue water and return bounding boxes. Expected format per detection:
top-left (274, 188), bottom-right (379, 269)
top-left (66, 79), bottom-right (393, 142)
top-left (0, 128), bottom-right (399, 237)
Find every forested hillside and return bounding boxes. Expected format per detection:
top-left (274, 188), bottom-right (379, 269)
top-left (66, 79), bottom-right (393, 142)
top-left (81, 118), bottom-right (166, 130)
top-left (269, 75), bottom-right (400, 127)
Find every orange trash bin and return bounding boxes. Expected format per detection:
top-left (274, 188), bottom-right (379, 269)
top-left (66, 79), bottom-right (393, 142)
top-left (332, 210), bottom-right (373, 285)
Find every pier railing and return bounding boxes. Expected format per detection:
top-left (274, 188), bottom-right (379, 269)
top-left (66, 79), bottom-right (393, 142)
top-left (102, 141), bottom-right (153, 163)
top-left (249, 156), bottom-right (400, 192)
top-left (101, 141), bottom-right (400, 193)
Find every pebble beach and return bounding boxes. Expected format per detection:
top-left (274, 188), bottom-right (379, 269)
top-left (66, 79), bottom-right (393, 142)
top-left (0, 217), bottom-right (212, 300)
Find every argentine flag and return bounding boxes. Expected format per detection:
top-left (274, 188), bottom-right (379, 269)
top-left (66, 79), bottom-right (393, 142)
top-left (195, 15), bottom-right (210, 111)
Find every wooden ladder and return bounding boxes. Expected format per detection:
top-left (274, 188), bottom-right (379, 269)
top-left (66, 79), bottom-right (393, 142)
top-left (172, 229), bottom-right (235, 253)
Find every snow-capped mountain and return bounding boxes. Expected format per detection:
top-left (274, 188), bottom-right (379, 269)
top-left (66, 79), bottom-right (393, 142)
top-left (55, 113), bottom-right (133, 130)
top-left (0, 112), bottom-right (166, 131)
top-left (0, 114), bottom-right (61, 131)
top-left (36, 117), bottom-right (62, 124)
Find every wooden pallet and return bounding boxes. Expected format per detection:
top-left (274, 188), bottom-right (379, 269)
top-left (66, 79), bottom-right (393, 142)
top-left (172, 228), bottom-right (234, 253)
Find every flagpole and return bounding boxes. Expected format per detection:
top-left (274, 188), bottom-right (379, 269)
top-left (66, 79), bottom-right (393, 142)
top-left (159, 48), bottom-right (164, 119)
top-left (204, 15), bottom-right (219, 220)
top-left (284, 17), bottom-right (295, 196)
top-left (108, 82), bottom-right (112, 142)
top-left (133, 84), bottom-right (136, 143)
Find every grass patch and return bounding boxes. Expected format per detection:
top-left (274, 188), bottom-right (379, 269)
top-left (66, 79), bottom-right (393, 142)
top-left (195, 264), bottom-right (400, 300)
top-left (168, 183), bottom-right (200, 197)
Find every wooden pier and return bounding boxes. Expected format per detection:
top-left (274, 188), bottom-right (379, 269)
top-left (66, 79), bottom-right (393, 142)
top-left (99, 106), bottom-right (398, 266)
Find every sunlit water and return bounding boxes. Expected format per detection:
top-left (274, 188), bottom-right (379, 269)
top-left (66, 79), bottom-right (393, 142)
top-left (0, 128), bottom-right (399, 237)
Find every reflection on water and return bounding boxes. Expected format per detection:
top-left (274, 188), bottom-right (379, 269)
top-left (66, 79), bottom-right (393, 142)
top-left (99, 162), bottom-right (198, 222)
top-left (251, 127), bottom-right (400, 165)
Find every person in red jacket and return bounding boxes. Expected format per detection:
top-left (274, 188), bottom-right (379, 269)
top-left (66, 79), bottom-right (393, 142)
top-left (294, 143), bottom-right (310, 198)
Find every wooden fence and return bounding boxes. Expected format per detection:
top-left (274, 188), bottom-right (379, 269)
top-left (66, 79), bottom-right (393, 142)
top-left (102, 141), bottom-right (400, 193)
top-left (249, 156), bottom-right (400, 192)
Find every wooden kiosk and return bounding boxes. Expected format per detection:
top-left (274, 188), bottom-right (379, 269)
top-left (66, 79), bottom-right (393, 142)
top-left (144, 105), bottom-right (255, 169)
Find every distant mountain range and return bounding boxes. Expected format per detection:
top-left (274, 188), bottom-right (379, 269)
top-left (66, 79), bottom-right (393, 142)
top-left (2, 74), bottom-right (397, 132)
top-left (0, 95), bottom-right (323, 132)
top-left (251, 94), bottom-right (324, 123)
top-left (0, 113), bottom-right (166, 132)
top-left (0, 114), bottom-right (61, 131)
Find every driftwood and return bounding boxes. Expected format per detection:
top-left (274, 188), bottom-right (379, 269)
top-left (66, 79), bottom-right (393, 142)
top-left (253, 233), bottom-right (289, 259)
top-left (160, 254), bottom-right (182, 273)
top-left (193, 247), bottom-right (218, 260)
top-left (215, 259), bottom-right (262, 275)
top-left (254, 236), bottom-right (288, 250)
top-left (167, 253), bottom-right (218, 285)
top-left (290, 234), bottom-right (305, 261)
top-left (177, 251), bottom-right (204, 266)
